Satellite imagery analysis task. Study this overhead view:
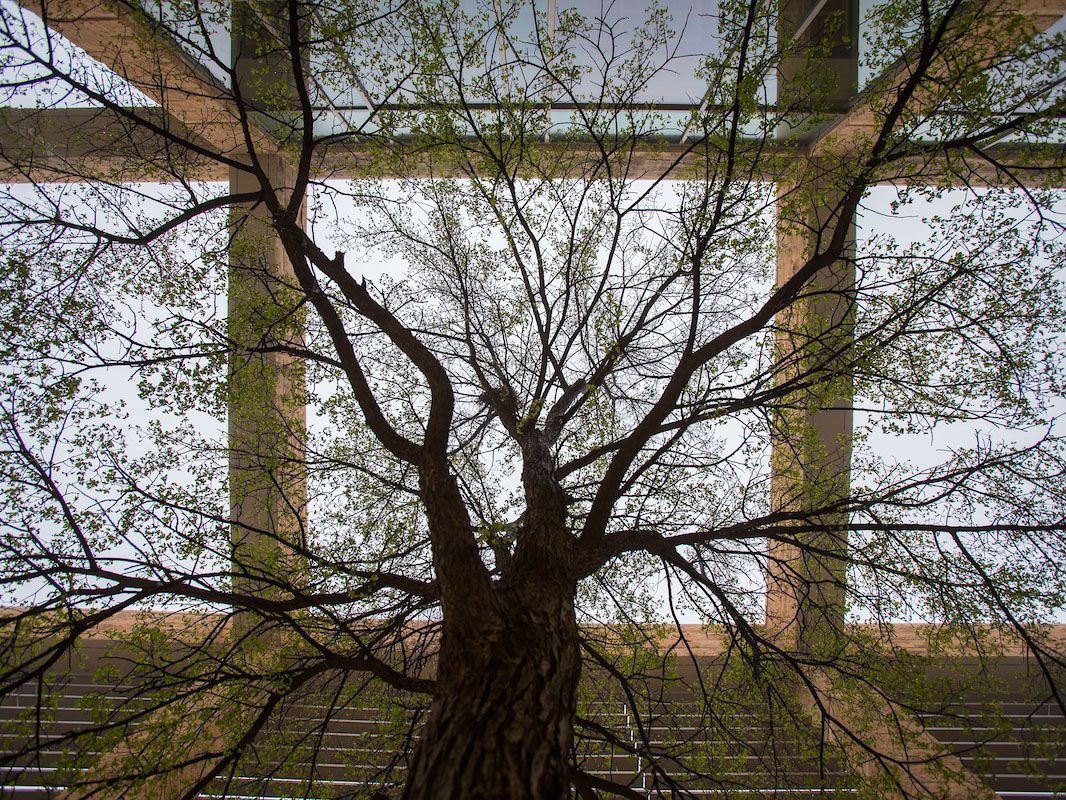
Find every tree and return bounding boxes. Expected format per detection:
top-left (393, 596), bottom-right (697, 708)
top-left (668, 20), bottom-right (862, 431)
top-left (0, 0), bottom-right (1064, 798)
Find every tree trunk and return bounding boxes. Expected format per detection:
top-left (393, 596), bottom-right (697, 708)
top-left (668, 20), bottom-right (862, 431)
top-left (402, 589), bottom-right (580, 800)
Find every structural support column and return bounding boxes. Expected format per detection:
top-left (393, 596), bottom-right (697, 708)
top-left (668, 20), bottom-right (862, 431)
top-left (768, 8), bottom-right (1004, 798)
top-left (228, 157), bottom-right (307, 602)
top-left (53, 5), bottom-right (307, 798)
top-left (766, 178), bottom-right (855, 651)
top-left (228, 1), bottom-right (307, 611)
top-left (766, 0), bottom-right (858, 652)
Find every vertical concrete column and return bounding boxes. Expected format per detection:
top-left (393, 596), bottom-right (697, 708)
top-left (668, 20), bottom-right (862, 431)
top-left (228, 1), bottom-right (307, 604)
top-left (766, 181), bottom-right (855, 651)
top-left (766, 0), bottom-right (858, 652)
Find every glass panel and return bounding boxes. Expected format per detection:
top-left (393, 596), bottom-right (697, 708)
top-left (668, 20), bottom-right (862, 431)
top-left (555, 0), bottom-right (722, 105)
top-left (309, 106), bottom-right (779, 143)
top-left (343, 1), bottom-right (726, 111)
top-left (546, 106), bottom-right (692, 138)
top-left (314, 108), bottom-right (378, 138)
top-left (857, 0), bottom-right (889, 93)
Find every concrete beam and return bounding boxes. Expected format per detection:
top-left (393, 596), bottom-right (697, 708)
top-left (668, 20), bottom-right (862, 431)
top-left (18, 0), bottom-right (276, 157)
top-left (49, 7), bottom-right (309, 797)
top-left (311, 136), bottom-right (800, 182)
top-left (226, 154), bottom-right (308, 608)
top-left (875, 141), bottom-right (1066, 189)
top-left (8, 607), bottom-right (1063, 658)
top-left (0, 107), bottom-right (228, 183)
top-left (322, 137), bottom-right (1063, 186)
top-left (808, 0), bottom-right (1066, 156)
top-left (766, 171), bottom-right (856, 651)
top-left (1, 107), bottom-right (1060, 186)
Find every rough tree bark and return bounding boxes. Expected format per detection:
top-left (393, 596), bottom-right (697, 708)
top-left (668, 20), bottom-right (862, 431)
top-left (401, 592), bottom-right (580, 800)
top-left (402, 434), bottom-right (581, 800)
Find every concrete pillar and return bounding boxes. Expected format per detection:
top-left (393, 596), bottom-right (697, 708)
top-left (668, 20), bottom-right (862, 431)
top-left (766, 176), bottom-right (855, 651)
top-left (228, 157), bottom-right (307, 600)
top-left (228, 1), bottom-right (307, 606)
top-left (766, 0), bottom-right (858, 652)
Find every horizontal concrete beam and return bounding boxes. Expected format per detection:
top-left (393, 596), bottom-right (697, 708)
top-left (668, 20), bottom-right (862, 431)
top-left (18, 0), bottom-right (276, 157)
top-left (5, 607), bottom-right (1061, 658)
top-left (1, 108), bottom-right (1062, 186)
top-left (0, 106), bottom-right (227, 182)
